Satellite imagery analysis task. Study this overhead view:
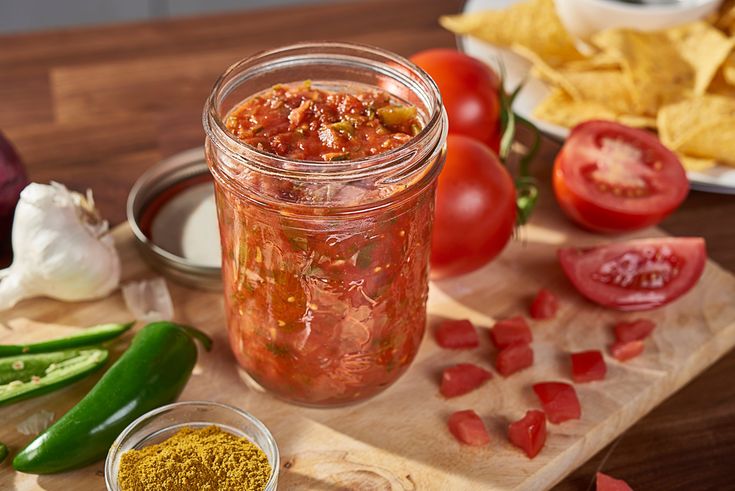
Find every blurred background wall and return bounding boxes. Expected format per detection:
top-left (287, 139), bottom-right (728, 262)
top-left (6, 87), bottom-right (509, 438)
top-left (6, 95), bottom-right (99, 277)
top-left (0, 0), bottom-right (354, 33)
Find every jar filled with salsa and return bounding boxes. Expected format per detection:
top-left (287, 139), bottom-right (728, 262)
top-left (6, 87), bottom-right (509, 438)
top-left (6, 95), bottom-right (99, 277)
top-left (203, 43), bottom-right (447, 406)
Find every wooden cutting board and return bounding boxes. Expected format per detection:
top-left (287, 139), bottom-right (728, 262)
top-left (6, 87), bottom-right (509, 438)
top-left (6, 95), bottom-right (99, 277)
top-left (2, 198), bottom-right (735, 491)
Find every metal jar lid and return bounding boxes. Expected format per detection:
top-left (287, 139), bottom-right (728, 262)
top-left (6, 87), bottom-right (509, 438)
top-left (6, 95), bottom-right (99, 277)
top-left (127, 147), bottom-right (222, 290)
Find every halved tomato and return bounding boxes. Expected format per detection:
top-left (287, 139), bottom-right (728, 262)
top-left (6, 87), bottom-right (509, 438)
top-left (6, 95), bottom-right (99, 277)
top-left (448, 409), bottom-right (490, 446)
top-left (553, 120), bottom-right (688, 233)
top-left (440, 363), bottom-right (492, 398)
top-left (558, 237), bottom-right (706, 311)
top-left (435, 319), bottom-right (479, 349)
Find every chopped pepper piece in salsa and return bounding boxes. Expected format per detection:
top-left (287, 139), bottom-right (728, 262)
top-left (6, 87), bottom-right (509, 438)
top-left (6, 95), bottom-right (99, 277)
top-left (225, 82), bottom-right (422, 161)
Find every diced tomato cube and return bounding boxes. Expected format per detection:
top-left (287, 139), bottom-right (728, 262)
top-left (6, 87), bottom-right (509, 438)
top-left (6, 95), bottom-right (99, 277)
top-left (435, 319), bottom-right (479, 349)
top-left (490, 316), bottom-right (532, 349)
top-left (448, 409), bottom-right (490, 446)
top-left (570, 350), bottom-right (607, 383)
top-left (508, 410), bottom-right (547, 458)
top-left (440, 363), bottom-right (492, 398)
top-left (596, 472), bottom-right (633, 491)
top-left (532, 382), bottom-right (582, 424)
top-left (614, 319), bottom-right (656, 343)
top-left (610, 340), bottom-right (645, 361)
top-left (496, 342), bottom-right (533, 376)
top-left (530, 288), bottom-right (559, 319)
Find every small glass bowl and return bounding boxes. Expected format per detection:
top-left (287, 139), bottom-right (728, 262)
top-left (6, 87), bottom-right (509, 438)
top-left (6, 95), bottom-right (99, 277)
top-left (104, 400), bottom-right (279, 491)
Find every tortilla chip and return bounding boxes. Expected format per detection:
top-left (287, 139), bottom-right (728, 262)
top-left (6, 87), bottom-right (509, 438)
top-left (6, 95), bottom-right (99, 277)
top-left (677, 123), bottom-right (735, 166)
top-left (516, 44), bottom-right (635, 115)
top-left (658, 96), bottom-right (735, 165)
top-left (592, 29), bottom-right (694, 116)
top-left (708, 69), bottom-right (735, 97)
top-left (658, 95), bottom-right (735, 146)
top-left (534, 88), bottom-right (617, 127)
top-left (666, 21), bottom-right (734, 96)
top-left (440, 0), bottom-right (584, 66)
top-left (678, 154), bottom-right (719, 172)
top-left (562, 52), bottom-right (622, 72)
top-left (617, 114), bottom-right (657, 129)
top-left (723, 51), bottom-right (735, 86)
top-left (563, 70), bottom-right (636, 115)
top-left (713, 0), bottom-right (735, 35)
top-left (516, 45), bottom-right (582, 97)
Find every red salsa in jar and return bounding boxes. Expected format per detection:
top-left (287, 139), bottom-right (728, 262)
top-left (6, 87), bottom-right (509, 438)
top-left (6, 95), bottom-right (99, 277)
top-left (225, 81), bottom-right (421, 162)
top-left (206, 44), bottom-right (446, 409)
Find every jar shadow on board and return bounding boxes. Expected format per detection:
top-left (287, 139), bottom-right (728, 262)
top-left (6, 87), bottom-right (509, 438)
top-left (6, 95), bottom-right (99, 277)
top-left (203, 42), bottom-right (447, 407)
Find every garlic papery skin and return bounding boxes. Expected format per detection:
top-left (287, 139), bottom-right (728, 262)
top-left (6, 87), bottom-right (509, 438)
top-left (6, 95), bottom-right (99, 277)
top-left (0, 182), bottom-right (120, 310)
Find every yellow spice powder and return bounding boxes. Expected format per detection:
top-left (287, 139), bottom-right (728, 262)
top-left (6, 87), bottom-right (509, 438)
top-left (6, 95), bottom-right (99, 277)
top-left (118, 425), bottom-right (271, 491)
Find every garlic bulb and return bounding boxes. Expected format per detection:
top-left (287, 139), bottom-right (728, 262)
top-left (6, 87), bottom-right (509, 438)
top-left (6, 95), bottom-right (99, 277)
top-left (0, 182), bottom-right (120, 310)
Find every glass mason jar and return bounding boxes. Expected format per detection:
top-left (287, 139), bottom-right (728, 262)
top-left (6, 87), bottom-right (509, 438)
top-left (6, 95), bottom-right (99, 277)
top-left (203, 42), bottom-right (447, 407)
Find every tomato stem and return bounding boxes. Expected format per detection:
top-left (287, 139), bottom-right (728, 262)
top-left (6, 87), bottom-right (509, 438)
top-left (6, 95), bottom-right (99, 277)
top-left (497, 75), bottom-right (541, 226)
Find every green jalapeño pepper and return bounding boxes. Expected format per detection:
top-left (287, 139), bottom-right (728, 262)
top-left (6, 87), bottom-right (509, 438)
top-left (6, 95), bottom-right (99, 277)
top-left (13, 321), bottom-right (212, 474)
top-left (0, 348), bottom-right (108, 406)
top-left (0, 442), bottom-right (7, 464)
top-left (0, 322), bottom-right (133, 357)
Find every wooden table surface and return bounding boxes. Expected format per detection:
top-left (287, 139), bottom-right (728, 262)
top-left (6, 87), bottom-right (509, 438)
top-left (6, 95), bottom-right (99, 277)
top-left (1, 0), bottom-right (734, 489)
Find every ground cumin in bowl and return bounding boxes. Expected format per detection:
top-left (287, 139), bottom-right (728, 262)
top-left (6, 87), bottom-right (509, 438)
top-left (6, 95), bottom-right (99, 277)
top-left (105, 401), bottom-right (278, 491)
top-left (118, 426), bottom-right (271, 490)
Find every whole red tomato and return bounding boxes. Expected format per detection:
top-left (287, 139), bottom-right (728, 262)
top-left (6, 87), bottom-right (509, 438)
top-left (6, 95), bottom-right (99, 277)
top-left (431, 134), bottom-right (516, 279)
top-left (410, 49), bottom-right (501, 151)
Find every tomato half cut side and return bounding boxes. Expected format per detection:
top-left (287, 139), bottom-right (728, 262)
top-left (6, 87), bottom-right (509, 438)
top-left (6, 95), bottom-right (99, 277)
top-left (558, 237), bottom-right (706, 311)
top-left (448, 409), bottom-right (490, 446)
top-left (553, 120), bottom-right (688, 233)
top-left (508, 410), bottom-right (547, 458)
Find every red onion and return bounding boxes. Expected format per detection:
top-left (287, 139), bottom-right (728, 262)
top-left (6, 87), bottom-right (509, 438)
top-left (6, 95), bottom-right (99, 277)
top-left (0, 131), bottom-right (28, 258)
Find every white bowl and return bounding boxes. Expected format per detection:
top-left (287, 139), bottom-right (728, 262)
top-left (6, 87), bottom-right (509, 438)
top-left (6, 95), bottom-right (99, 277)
top-left (555, 0), bottom-right (722, 40)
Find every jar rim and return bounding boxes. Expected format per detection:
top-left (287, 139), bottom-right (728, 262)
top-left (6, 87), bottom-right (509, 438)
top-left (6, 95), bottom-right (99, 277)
top-left (202, 41), bottom-right (445, 181)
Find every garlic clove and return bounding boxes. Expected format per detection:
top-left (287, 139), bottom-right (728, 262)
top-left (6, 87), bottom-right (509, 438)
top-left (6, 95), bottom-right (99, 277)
top-left (122, 277), bottom-right (174, 323)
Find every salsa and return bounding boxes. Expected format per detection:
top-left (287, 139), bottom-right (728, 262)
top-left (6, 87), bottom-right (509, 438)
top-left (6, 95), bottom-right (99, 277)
top-left (225, 82), bottom-right (421, 162)
top-left (217, 82), bottom-right (433, 406)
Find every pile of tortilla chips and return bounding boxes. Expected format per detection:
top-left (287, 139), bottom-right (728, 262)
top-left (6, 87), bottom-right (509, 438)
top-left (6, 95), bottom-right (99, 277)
top-left (441, 0), bottom-right (735, 171)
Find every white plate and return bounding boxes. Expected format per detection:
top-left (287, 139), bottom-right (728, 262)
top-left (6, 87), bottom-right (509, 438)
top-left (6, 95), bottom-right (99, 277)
top-left (458, 0), bottom-right (735, 194)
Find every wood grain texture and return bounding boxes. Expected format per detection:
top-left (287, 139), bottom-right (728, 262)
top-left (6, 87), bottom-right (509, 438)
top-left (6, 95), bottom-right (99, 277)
top-left (1, 194), bottom-right (734, 490)
top-left (0, 0), bottom-right (734, 488)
